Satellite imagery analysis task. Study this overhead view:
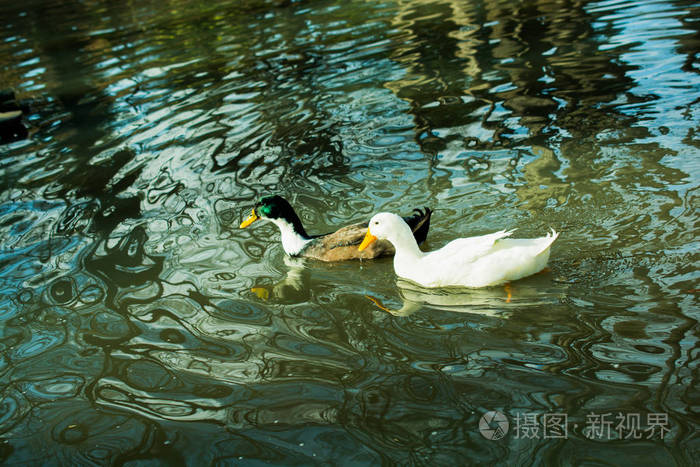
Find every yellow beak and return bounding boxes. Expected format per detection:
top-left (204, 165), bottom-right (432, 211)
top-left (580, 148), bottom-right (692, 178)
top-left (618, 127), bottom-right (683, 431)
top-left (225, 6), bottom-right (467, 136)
top-left (358, 228), bottom-right (377, 251)
top-left (251, 287), bottom-right (269, 300)
top-left (240, 209), bottom-right (258, 228)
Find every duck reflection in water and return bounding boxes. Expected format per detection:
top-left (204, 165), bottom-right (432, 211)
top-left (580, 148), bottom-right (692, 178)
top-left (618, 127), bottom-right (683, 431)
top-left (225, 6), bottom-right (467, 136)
top-left (248, 257), bottom-right (565, 313)
top-left (365, 279), bottom-right (564, 317)
top-left (250, 255), bottom-right (311, 303)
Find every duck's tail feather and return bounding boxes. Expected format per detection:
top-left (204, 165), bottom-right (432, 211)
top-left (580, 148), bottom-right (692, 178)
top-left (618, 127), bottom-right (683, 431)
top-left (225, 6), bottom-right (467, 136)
top-left (404, 207), bottom-right (432, 245)
top-left (536, 228), bottom-right (559, 254)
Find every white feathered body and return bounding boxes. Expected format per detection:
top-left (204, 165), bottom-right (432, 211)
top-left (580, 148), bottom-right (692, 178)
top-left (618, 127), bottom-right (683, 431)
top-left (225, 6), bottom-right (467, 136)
top-left (371, 213), bottom-right (558, 288)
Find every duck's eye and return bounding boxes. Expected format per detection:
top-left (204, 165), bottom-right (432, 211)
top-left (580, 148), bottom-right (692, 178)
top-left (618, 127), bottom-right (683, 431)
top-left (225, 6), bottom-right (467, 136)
top-left (373, 221), bottom-right (379, 225)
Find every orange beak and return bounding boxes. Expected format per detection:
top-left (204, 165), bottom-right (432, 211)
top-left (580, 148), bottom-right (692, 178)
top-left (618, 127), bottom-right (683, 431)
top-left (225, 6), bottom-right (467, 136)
top-left (358, 228), bottom-right (377, 251)
top-left (240, 209), bottom-right (258, 228)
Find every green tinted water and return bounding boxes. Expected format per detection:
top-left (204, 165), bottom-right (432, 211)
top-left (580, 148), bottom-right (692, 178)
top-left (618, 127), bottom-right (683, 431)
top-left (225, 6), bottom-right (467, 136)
top-left (0, 0), bottom-right (698, 464)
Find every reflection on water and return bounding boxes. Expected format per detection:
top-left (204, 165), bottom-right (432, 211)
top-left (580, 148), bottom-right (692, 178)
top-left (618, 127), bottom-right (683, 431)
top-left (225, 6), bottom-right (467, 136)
top-left (0, 0), bottom-right (698, 464)
top-left (367, 277), bottom-right (566, 317)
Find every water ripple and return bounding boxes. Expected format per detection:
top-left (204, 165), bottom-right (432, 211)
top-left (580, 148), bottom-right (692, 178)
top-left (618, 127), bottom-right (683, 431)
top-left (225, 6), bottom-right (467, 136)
top-left (0, 0), bottom-right (697, 464)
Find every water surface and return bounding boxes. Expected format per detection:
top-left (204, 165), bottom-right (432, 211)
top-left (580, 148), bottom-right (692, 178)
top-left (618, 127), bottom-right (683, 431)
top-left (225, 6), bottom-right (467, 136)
top-left (0, 0), bottom-right (698, 464)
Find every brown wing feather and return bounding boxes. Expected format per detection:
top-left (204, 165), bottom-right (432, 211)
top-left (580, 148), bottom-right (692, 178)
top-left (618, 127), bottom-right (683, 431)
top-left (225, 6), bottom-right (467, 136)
top-left (301, 222), bottom-right (396, 261)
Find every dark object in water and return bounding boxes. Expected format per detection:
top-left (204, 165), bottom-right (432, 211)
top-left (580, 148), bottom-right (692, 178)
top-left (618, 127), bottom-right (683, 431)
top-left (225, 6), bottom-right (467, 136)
top-left (0, 90), bottom-right (28, 144)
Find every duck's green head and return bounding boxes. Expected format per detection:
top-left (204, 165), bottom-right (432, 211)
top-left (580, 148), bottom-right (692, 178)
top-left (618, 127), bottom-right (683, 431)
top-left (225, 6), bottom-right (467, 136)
top-left (239, 195), bottom-right (297, 228)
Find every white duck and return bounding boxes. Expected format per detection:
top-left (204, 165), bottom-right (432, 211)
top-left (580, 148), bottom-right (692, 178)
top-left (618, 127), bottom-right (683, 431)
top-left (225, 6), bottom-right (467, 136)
top-left (358, 212), bottom-right (558, 288)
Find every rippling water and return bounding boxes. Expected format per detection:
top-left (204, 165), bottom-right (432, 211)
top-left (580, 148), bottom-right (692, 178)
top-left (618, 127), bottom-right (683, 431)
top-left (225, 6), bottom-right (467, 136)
top-left (0, 0), bottom-right (698, 464)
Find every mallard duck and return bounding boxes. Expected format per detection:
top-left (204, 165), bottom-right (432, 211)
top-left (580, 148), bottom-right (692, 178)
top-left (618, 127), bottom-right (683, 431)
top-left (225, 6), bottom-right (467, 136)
top-left (358, 212), bottom-right (558, 288)
top-left (240, 195), bottom-right (432, 262)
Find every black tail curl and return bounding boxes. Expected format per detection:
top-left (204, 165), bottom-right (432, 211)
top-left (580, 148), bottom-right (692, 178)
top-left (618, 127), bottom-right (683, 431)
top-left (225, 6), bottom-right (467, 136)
top-left (403, 207), bottom-right (432, 245)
